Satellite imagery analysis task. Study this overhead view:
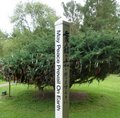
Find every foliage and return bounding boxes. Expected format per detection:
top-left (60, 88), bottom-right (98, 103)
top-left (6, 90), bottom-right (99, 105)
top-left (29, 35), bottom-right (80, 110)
top-left (11, 1), bottom-right (57, 32)
top-left (1, 30), bottom-right (120, 89)
top-left (0, 1), bottom-right (120, 90)
top-left (1, 32), bottom-right (55, 89)
top-left (0, 1), bottom-right (57, 90)
top-left (70, 31), bottom-right (120, 86)
top-left (62, 0), bottom-right (120, 32)
top-left (0, 30), bottom-right (8, 56)
top-left (0, 41), bottom-right (3, 56)
top-left (62, 0), bottom-right (83, 34)
top-left (0, 30), bottom-right (8, 40)
top-left (62, 0), bottom-right (120, 86)
top-left (83, 0), bottom-right (120, 31)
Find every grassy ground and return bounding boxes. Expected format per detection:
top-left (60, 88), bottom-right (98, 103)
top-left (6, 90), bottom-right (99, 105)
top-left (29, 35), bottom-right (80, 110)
top-left (0, 79), bottom-right (6, 84)
top-left (0, 74), bottom-right (120, 118)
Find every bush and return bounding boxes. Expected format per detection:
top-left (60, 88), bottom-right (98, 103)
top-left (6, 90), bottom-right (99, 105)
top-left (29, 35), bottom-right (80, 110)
top-left (70, 31), bottom-right (120, 85)
top-left (1, 33), bottom-right (55, 89)
top-left (1, 30), bottom-right (120, 89)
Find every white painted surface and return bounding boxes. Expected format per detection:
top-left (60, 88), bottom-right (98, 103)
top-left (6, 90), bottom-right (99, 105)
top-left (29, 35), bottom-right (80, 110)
top-left (55, 19), bottom-right (70, 118)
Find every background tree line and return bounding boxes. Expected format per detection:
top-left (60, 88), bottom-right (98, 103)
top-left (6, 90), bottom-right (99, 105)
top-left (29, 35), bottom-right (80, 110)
top-left (0, 0), bottom-right (120, 90)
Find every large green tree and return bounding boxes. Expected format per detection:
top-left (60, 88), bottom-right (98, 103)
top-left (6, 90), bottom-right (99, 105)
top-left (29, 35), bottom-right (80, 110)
top-left (62, 0), bottom-right (120, 32)
top-left (1, 1), bottom-right (57, 90)
top-left (11, 1), bottom-right (57, 32)
top-left (62, 0), bottom-right (83, 34)
top-left (83, 0), bottom-right (120, 31)
top-left (1, 1), bottom-right (120, 90)
top-left (0, 30), bottom-right (8, 57)
top-left (0, 30), bottom-right (8, 40)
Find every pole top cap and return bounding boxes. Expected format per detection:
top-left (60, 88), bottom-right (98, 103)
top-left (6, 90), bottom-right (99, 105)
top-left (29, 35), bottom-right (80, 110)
top-left (55, 18), bottom-right (70, 26)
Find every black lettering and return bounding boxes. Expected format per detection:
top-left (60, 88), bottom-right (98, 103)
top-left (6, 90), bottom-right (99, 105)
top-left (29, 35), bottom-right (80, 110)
top-left (56, 30), bottom-right (61, 43)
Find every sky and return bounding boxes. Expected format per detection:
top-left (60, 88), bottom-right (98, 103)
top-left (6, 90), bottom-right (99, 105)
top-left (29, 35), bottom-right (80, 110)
top-left (0, 0), bottom-right (120, 34)
top-left (0, 0), bottom-right (85, 34)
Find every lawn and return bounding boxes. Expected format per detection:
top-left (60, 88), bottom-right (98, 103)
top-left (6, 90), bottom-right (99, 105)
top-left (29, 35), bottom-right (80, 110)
top-left (0, 74), bottom-right (120, 118)
top-left (0, 79), bottom-right (6, 84)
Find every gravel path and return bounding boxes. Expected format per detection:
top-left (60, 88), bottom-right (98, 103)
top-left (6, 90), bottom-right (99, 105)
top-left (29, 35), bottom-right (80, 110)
top-left (0, 83), bottom-right (15, 87)
top-left (0, 83), bottom-right (9, 87)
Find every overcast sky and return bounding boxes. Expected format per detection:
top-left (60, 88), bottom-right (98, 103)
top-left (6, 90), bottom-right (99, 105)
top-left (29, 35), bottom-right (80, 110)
top-left (0, 0), bottom-right (120, 33)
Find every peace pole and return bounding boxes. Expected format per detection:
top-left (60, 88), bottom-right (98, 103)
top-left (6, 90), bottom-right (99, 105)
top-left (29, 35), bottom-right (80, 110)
top-left (55, 19), bottom-right (70, 118)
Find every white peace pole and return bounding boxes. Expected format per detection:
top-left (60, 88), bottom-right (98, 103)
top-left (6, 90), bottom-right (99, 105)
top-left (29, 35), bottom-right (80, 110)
top-left (55, 19), bottom-right (70, 118)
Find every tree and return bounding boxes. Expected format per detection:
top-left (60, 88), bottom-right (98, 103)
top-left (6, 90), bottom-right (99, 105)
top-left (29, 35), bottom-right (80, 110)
top-left (1, 34), bottom-right (55, 90)
top-left (11, 1), bottom-right (57, 32)
top-left (83, 0), bottom-right (120, 31)
top-left (62, 0), bottom-right (120, 86)
top-left (0, 30), bottom-right (8, 40)
top-left (69, 31), bottom-right (120, 86)
top-left (0, 30), bottom-right (8, 57)
top-left (62, 0), bottom-right (120, 32)
top-left (1, 1), bottom-right (120, 90)
top-left (1, 1), bottom-right (57, 90)
top-left (62, 0), bottom-right (83, 34)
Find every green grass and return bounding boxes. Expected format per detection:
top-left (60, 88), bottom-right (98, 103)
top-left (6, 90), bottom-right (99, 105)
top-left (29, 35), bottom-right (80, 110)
top-left (0, 74), bottom-right (120, 118)
top-left (70, 75), bottom-right (120, 118)
top-left (0, 79), bottom-right (6, 84)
